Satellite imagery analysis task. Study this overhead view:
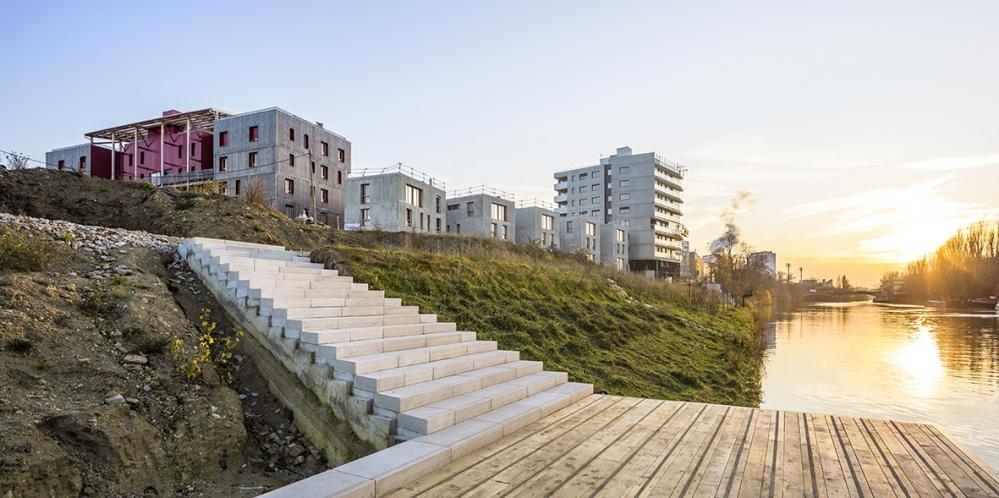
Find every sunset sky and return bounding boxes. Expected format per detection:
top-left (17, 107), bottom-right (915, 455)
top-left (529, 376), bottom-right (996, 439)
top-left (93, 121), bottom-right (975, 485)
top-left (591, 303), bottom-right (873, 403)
top-left (2, 1), bottom-right (997, 286)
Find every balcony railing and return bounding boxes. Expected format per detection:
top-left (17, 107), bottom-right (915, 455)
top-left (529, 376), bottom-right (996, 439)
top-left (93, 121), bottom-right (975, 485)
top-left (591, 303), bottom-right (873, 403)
top-left (554, 193), bottom-right (568, 204)
top-left (654, 183), bottom-right (683, 203)
top-left (654, 170), bottom-right (684, 191)
top-left (554, 181), bottom-right (568, 192)
top-left (151, 168), bottom-right (215, 186)
top-left (516, 198), bottom-right (557, 210)
top-left (654, 154), bottom-right (686, 177)
top-left (448, 185), bottom-right (515, 201)
top-left (351, 163), bottom-right (446, 190)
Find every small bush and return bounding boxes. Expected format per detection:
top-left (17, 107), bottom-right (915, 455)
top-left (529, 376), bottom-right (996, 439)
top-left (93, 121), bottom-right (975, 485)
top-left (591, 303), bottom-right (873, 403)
top-left (170, 308), bottom-right (243, 383)
top-left (4, 337), bottom-right (33, 353)
top-left (243, 180), bottom-right (268, 207)
top-left (139, 182), bottom-right (156, 191)
top-left (57, 232), bottom-right (75, 244)
top-left (110, 275), bottom-right (128, 286)
top-left (0, 229), bottom-right (51, 272)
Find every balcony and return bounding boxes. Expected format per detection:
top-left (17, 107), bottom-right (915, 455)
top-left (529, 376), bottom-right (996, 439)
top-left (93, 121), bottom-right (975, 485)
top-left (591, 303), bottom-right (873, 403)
top-left (654, 223), bottom-right (688, 239)
top-left (554, 193), bottom-right (568, 204)
top-left (654, 184), bottom-right (683, 203)
top-left (151, 168), bottom-right (215, 187)
top-left (554, 181), bottom-right (568, 192)
top-left (654, 170), bottom-right (683, 191)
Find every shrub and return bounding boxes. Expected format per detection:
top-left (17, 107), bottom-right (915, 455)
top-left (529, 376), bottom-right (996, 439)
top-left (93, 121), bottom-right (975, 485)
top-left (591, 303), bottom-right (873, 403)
top-left (170, 308), bottom-right (243, 383)
top-left (0, 229), bottom-right (51, 271)
top-left (243, 180), bottom-right (268, 207)
top-left (139, 182), bottom-right (156, 191)
top-left (57, 232), bottom-right (75, 244)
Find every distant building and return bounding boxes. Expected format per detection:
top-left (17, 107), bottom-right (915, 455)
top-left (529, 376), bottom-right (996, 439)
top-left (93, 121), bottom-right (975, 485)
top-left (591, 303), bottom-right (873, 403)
top-left (514, 200), bottom-right (559, 249)
top-left (560, 216), bottom-right (600, 263)
top-left (554, 146), bottom-right (687, 278)
top-left (46, 107), bottom-right (351, 226)
top-left (445, 186), bottom-right (516, 241)
top-left (345, 164), bottom-right (445, 233)
top-left (679, 241), bottom-right (704, 281)
top-left (598, 221), bottom-right (629, 271)
top-left (748, 251), bottom-right (777, 275)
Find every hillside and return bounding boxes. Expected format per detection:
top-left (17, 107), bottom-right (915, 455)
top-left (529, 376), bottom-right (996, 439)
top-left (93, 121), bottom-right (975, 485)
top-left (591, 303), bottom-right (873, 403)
top-left (1, 168), bottom-right (763, 407)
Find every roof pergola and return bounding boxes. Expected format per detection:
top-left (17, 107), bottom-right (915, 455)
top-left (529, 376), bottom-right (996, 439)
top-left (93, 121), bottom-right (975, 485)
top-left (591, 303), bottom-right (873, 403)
top-left (84, 108), bottom-right (232, 141)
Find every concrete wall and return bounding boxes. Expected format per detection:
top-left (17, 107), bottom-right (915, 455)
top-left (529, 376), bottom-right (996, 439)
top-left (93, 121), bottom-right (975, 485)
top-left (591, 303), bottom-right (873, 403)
top-left (214, 108), bottom-right (350, 227)
top-left (514, 207), bottom-right (559, 249)
top-left (559, 216), bottom-right (599, 262)
top-left (345, 172), bottom-right (446, 233)
top-left (599, 223), bottom-right (628, 270)
top-left (445, 194), bottom-right (515, 241)
top-left (45, 144), bottom-right (92, 174)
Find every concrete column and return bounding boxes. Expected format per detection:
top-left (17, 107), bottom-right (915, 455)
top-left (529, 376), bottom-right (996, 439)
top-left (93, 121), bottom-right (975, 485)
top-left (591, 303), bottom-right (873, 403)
top-left (133, 128), bottom-right (139, 179)
top-left (110, 132), bottom-right (116, 180)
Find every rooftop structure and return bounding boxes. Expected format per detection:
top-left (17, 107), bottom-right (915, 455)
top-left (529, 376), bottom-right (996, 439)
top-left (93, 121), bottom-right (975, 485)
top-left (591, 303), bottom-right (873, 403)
top-left (345, 164), bottom-right (446, 233)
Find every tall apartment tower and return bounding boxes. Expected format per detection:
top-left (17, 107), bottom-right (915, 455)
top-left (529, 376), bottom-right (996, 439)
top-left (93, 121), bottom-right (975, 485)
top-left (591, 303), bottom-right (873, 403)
top-left (554, 146), bottom-right (687, 278)
top-left (344, 164), bottom-right (446, 233)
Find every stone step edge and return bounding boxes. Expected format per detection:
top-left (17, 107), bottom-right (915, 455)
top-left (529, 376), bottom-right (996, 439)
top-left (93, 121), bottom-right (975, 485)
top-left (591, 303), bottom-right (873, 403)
top-left (258, 382), bottom-right (594, 498)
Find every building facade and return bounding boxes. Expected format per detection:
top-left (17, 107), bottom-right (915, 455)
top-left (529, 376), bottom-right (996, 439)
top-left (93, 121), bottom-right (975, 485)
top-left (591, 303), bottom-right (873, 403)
top-left (445, 186), bottom-right (515, 241)
top-left (748, 251), bottom-right (777, 275)
top-left (45, 107), bottom-right (351, 226)
top-left (554, 146), bottom-right (687, 278)
top-left (599, 222), bottom-right (629, 271)
top-left (345, 165), bottom-right (446, 233)
top-left (559, 216), bottom-right (601, 262)
top-left (514, 201), bottom-right (559, 249)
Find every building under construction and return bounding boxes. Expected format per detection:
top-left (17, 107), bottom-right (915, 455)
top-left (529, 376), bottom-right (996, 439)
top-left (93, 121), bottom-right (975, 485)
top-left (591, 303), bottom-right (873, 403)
top-left (45, 107), bottom-right (351, 227)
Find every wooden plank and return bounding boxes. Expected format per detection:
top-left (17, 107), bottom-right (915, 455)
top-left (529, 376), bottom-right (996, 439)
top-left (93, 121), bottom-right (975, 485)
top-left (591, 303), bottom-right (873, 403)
top-left (387, 394), bottom-right (617, 497)
top-left (735, 408), bottom-right (777, 497)
top-left (688, 406), bottom-right (753, 497)
top-left (779, 411), bottom-right (808, 498)
top-left (457, 397), bottom-right (647, 497)
top-left (503, 398), bottom-right (665, 496)
top-left (714, 407), bottom-right (760, 497)
top-left (866, 418), bottom-right (944, 498)
top-left (637, 403), bottom-right (730, 496)
top-left (808, 414), bottom-right (854, 498)
top-left (591, 402), bottom-right (709, 497)
top-left (922, 424), bottom-right (999, 497)
top-left (548, 400), bottom-right (683, 497)
top-left (838, 416), bottom-right (899, 497)
top-left (802, 411), bottom-right (828, 498)
top-left (829, 416), bottom-right (872, 497)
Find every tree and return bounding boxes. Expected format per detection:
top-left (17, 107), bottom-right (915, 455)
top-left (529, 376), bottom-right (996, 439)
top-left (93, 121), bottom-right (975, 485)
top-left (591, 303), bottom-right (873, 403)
top-left (1, 150), bottom-right (31, 170)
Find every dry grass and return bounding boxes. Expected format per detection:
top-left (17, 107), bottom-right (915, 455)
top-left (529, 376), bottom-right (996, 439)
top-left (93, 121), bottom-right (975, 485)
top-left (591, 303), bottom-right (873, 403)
top-left (0, 228), bottom-right (52, 272)
top-left (243, 180), bottom-right (268, 207)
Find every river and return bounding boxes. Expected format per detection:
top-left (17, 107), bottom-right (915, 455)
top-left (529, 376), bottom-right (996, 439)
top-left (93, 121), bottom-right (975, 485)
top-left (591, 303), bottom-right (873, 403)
top-left (760, 301), bottom-right (999, 470)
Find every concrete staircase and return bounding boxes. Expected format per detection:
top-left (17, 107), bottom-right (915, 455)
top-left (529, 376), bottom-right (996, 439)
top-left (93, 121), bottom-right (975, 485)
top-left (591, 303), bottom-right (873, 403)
top-left (180, 237), bottom-right (592, 455)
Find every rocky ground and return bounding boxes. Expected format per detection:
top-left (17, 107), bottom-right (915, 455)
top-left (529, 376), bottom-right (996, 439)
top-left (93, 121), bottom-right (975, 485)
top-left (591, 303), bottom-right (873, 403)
top-left (0, 213), bottom-right (326, 497)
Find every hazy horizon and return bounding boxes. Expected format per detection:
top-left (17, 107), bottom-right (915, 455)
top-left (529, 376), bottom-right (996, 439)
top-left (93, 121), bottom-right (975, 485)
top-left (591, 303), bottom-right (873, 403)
top-left (3, 1), bottom-right (997, 287)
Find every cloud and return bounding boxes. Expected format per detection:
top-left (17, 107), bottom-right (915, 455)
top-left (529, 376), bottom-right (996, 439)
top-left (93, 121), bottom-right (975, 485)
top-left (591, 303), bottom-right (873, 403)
top-left (894, 154), bottom-right (999, 171)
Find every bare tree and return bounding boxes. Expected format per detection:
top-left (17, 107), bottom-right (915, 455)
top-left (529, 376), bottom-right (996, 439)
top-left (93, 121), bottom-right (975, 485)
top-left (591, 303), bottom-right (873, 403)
top-left (1, 150), bottom-right (31, 170)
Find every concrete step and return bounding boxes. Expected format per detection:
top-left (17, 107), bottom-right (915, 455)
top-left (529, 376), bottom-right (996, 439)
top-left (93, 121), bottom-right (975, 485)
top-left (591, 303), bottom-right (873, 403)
top-left (271, 300), bottom-right (404, 320)
top-left (256, 294), bottom-right (387, 314)
top-left (269, 305), bottom-right (416, 327)
top-left (354, 356), bottom-right (537, 393)
top-left (300, 322), bottom-right (458, 345)
top-left (226, 271), bottom-right (326, 283)
top-left (287, 313), bottom-right (435, 335)
top-left (248, 286), bottom-right (373, 301)
top-left (370, 360), bottom-right (545, 413)
top-left (333, 341), bottom-right (504, 375)
top-left (204, 254), bottom-right (322, 269)
top-left (396, 371), bottom-right (571, 437)
top-left (314, 331), bottom-right (476, 361)
top-left (228, 275), bottom-right (353, 291)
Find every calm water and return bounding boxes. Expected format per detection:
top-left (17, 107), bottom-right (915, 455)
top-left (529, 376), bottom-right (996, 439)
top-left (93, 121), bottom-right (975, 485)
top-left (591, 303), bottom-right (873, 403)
top-left (761, 301), bottom-right (999, 470)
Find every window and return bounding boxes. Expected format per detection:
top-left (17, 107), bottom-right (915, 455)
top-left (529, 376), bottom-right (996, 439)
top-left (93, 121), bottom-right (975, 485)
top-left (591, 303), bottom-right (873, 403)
top-left (619, 166), bottom-right (629, 174)
top-left (490, 203), bottom-right (507, 221)
top-left (585, 222), bottom-right (596, 236)
top-left (619, 179), bottom-right (630, 187)
top-left (289, 154), bottom-right (295, 167)
top-left (191, 143), bottom-right (197, 157)
top-left (79, 156), bottom-right (87, 169)
top-left (491, 223), bottom-right (498, 238)
top-left (617, 258), bottom-right (625, 270)
top-left (619, 206), bottom-right (630, 214)
top-left (219, 131), bottom-right (228, 147)
top-left (435, 196), bottom-right (442, 214)
top-left (619, 193), bottom-right (630, 201)
top-left (405, 184), bottom-right (423, 207)
top-left (140, 151), bottom-right (145, 164)
top-left (304, 134), bottom-right (310, 149)
top-left (456, 223), bottom-right (461, 233)
top-left (501, 224), bottom-right (508, 240)
top-left (285, 204), bottom-right (295, 217)
top-left (541, 214), bottom-right (554, 231)
top-left (592, 170), bottom-right (600, 177)
top-left (321, 141), bottom-right (329, 156)
top-left (57, 160), bottom-right (65, 170)
top-left (566, 221), bottom-right (574, 233)
top-left (360, 183), bottom-right (371, 204)
top-left (284, 178), bottom-right (294, 194)
top-left (436, 218), bottom-right (441, 232)
top-left (579, 198), bottom-right (588, 206)
top-left (361, 208), bottom-right (370, 223)
top-left (319, 212), bottom-right (328, 225)
top-left (579, 186), bottom-right (587, 193)
top-left (466, 202), bottom-right (475, 216)
top-left (337, 170), bottom-right (342, 185)
top-left (289, 128), bottom-right (295, 141)
top-left (320, 165), bottom-right (329, 180)
top-left (218, 156), bottom-right (228, 171)
top-left (320, 188), bottom-right (329, 204)
top-left (617, 229), bottom-right (625, 242)
top-left (406, 208), bottom-right (413, 227)
top-left (249, 126), bottom-right (259, 142)
top-left (311, 161), bottom-right (315, 173)
top-left (447, 203), bottom-right (459, 211)
top-left (591, 196), bottom-right (599, 204)
top-left (177, 145), bottom-right (183, 159)
top-left (338, 148), bottom-right (346, 163)
top-left (591, 184), bottom-right (599, 191)
top-left (579, 172), bottom-right (588, 179)
top-left (249, 152), bottom-right (257, 168)
top-left (235, 180), bottom-right (241, 195)
top-left (419, 213), bottom-right (425, 230)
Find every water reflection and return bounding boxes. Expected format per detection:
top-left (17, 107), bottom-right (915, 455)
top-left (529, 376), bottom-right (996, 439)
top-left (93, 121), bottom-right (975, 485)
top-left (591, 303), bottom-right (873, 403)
top-left (761, 302), bottom-right (999, 469)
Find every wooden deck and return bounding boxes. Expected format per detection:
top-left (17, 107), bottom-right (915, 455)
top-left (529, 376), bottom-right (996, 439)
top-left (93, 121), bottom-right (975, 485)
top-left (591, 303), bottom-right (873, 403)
top-left (385, 395), bottom-right (999, 497)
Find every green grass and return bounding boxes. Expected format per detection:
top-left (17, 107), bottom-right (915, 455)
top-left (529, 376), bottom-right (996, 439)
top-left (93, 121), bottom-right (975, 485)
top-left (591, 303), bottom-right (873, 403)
top-left (0, 228), bottom-right (52, 272)
top-left (317, 240), bottom-right (764, 406)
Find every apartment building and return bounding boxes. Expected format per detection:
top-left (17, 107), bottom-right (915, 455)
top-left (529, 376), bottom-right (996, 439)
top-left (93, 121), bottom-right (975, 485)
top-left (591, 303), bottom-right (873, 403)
top-left (559, 216), bottom-right (600, 262)
top-left (554, 146), bottom-right (687, 278)
top-left (514, 200), bottom-right (559, 249)
top-left (445, 186), bottom-right (515, 241)
top-left (344, 164), bottom-right (446, 233)
top-left (599, 222), bottom-right (629, 271)
top-left (45, 107), bottom-right (351, 226)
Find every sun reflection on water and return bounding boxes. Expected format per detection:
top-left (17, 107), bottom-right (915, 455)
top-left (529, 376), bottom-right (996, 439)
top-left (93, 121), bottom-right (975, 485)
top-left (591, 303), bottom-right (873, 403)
top-left (890, 323), bottom-right (944, 398)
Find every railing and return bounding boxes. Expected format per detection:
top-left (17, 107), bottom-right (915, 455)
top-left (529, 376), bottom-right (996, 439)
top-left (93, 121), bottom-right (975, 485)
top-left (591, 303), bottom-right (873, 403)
top-left (654, 154), bottom-right (686, 177)
top-left (350, 163), bottom-right (446, 189)
top-left (151, 169), bottom-right (215, 186)
top-left (447, 185), bottom-right (515, 201)
top-left (554, 181), bottom-right (568, 192)
top-left (654, 170), bottom-right (684, 191)
top-left (516, 198), bottom-right (557, 210)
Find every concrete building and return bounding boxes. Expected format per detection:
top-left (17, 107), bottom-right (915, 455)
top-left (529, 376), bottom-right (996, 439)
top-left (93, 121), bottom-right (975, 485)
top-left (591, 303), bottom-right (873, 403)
top-left (598, 222), bottom-right (629, 270)
top-left (748, 251), bottom-right (777, 275)
top-left (344, 164), bottom-right (446, 233)
top-left (445, 186), bottom-right (516, 241)
top-left (559, 216), bottom-right (600, 262)
top-left (45, 107), bottom-right (351, 226)
top-left (679, 241), bottom-right (705, 281)
top-left (554, 146), bottom-right (687, 279)
top-left (514, 200), bottom-right (559, 249)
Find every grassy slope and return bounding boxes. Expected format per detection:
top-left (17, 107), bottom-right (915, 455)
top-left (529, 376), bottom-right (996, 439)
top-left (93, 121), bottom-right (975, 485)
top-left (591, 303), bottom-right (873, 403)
top-left (317, 234), bottom-right (763, 406)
